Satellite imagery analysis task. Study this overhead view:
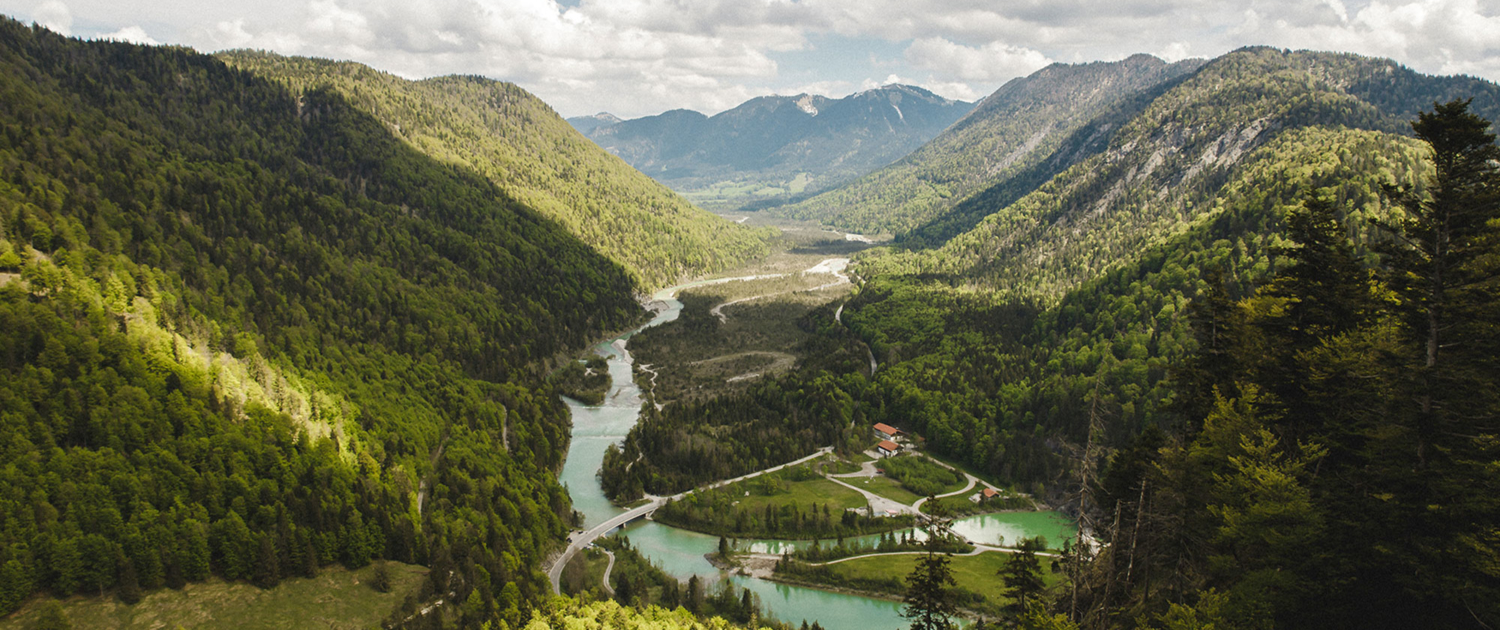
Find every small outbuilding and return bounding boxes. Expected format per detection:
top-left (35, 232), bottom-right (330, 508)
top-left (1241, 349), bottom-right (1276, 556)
top-left (877, 439), bottom-right (901, 457)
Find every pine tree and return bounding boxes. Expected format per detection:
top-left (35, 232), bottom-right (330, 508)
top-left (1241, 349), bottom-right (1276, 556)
top-left (0, 559), bottom-right (31, 614)
top-left (998, 538), bottom-right (1046, 615)
top-left (1378, 98), bottom-right (1500, 463)
top-left (687, 575), bottom-right (705, 614)
top-left (254, 535), bottom-right (280, 589)
top-left (1258, 192), bottom-right (1378, 440)
top-left (115, 554), bottom-right (141, 605)
top-left (902, 531), bottom-right (958, 630)
top-left (1371, 97), bottom-right (1500, 629)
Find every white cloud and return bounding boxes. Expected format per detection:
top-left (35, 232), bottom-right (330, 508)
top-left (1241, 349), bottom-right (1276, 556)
top-left (905, 37), bottom-right (1051, 82)
top-left (1221, 0), bottom-right (1500, 79)
top-left (31, 0), bottom-right (71, 35)
top-left (101, 25), bottom-right (159, 45)
top-left (3, 0), bottom-right (1498, 118)
top-left (1158, 41), bottom-right (1193, 62)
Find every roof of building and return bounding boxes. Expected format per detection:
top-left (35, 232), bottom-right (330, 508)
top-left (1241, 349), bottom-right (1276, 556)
top-left (982, 488), bottom-right (999, 498)
top-left (877, 439), bottom-right (900, 452)
top-left (873, 422), bottom-right (900, 436)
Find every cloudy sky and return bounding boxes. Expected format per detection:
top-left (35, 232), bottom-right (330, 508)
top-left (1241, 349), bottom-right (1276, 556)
top-left (5, 0), bottom-right (1499, 119)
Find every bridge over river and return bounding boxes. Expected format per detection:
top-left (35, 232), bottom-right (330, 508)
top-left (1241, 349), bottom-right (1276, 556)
top-left (548, 447), bottom-right (833, 593)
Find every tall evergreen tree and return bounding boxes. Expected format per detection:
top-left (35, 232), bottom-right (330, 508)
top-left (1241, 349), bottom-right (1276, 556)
top-left (999, 538), bottom-right (1047, 615)
top-left (1372, 97), bottom-right (1500, 628)
top-left (1377, 98), bottom-right (1500, 453)
top-left (903, 548), bottom-right (958, 630)
top-left (254, 535), bottom-right (280, 590)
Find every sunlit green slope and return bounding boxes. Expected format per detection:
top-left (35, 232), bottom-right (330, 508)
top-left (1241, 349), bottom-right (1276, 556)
top-left (220, 51), bottom-right (769, 290)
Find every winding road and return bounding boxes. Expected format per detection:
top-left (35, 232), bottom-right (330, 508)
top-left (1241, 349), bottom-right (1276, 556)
top-left (548, 446), bottom-right (835, 593)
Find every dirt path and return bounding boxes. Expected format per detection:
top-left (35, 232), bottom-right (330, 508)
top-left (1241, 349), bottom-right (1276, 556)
top-left (687, 350), bottom-right (797, 384)
top-left (709, 258), bottom-right (850, 323)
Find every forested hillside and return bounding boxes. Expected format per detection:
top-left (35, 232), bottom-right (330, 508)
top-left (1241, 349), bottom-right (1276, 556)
top-left (582, 85), bottom-right (972, 210)
top-left (1068, 100), bottom-right (1500, 628)
top-left (607, 48), bottom-right (1500, 626)
top-left (872, 48), bottom-right (1500, 301)
top-left (219, 51), bottom-right (767, 290)
top-left (776, 55), bottom-right (1203, 235)
top-left (0, 19), bottom-right (639, 624)
top-left (831, 48), bottom-right (1500, 487)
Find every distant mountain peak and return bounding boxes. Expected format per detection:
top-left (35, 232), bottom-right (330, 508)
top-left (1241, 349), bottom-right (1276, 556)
top-left (574, 86), bottom-right (973, 207)
top-left (795, 94), bottom-right (820, 116)
top-left (566, 111), bottom-right (623, 134)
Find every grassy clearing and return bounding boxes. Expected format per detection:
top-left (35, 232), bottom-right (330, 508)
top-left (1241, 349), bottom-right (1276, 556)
top-left (854, 475), bottom-right (924, 506)
top-left (721, 464), bottom-right (869, 512)
top-left (822, 550), bottom-right (1063, 609)
top-left (0, 563), bottom-right (426, 630)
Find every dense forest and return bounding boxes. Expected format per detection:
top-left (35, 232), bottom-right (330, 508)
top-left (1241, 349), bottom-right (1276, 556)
top-left (0, 19), bottom-right (643, 625)
top-left (219, 51), bottom-right (769, 290)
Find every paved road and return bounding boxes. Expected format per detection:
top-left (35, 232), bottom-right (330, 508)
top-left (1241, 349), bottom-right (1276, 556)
top-left (911, 454), bottom-right (997, 512)
top-left (600, 549), bottom-right (616, 596)
top-left (825, 474), bottom-right (920, 517)
top-left (548, 446), bottom-right (834, 593)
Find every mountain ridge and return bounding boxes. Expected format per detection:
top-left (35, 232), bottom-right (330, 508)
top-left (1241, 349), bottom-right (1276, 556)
top-left (219, 50), bottom-right (768, 290)
top-left (772, 54), bottom-right (1207, 235)
top-left (579, 84), bottom-right (973, 209)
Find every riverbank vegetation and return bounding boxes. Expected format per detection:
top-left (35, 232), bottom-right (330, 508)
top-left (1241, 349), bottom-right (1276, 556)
top-left (627, 230), bottom-right (867, 406)
top-left (787, 531), bottom-right (972, 563)
top-left (588, 537), bottom-right (792, 629)
top-left (656, 490), bottom-right (914, 541)
top-left (652, 462), bottom-right (918, 539)
top-left (523, 598), bottom-right (776, 630)
top-left (919, 496), bottom-right (1032, 517)
top-left (552, 356), bottom-right (612, 405)
top-left (775, 549), bottom-right (1059, 618)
